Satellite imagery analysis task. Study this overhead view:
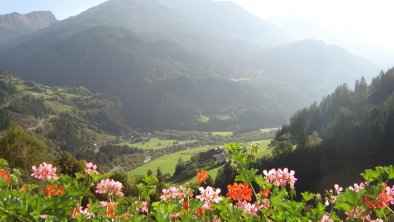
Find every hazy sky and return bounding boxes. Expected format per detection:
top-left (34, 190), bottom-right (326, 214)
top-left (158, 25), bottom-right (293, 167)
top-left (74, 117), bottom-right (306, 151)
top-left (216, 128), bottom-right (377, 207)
top-left (0, 0), bottom-right (393, 65)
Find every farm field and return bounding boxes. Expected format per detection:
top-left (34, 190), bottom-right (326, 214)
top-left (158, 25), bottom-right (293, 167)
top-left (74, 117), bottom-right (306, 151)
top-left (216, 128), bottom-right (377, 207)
top-left (118, 138), bottom-right (179, 149)
top-left (129, 147), bottom-right (212, 178)
top-left (129, 139), bottom-right (272, 183)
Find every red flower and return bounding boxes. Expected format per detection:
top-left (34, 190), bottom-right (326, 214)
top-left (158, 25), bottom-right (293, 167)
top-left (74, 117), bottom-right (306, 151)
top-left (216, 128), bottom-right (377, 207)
top-left (45, 184), bottom-right (65, 196)
top-left (182, 201), bottom-right (189, 211)
top-left (259, 188), bottom-right (271, 199)
top-left (227, 182), bottom-right (253, 202)
top-left (362, 183), bottom-right (392, 209)
top-left (0, 170), bottom-right (10, 182)
top-left (197, 169), bottom-right (208, 183)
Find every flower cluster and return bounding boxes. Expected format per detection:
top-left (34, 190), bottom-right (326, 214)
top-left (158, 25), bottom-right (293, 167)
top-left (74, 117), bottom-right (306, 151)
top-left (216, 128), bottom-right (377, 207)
top-left (71, 204), bottom-right (94, 219)
top-left (135, 201), bottom-right (148, 213)
top-left (100, 201), bottom-right (117, 218)
top-left (263, 168), bottom-right (297, 187)
top-left (160, 186), bottom-right (191, 201)
top-left (325, 184), bottom-right (343, 206)
top-left (349, 182), bottom-right (365, 192)
top-left (31, 162), bottom-right (58, 181)
top-left (196, 186), bottom-right (222, 210)
top-left (45, 184), bottom-right (64, 196)
top-left (363, 183), bottom-right (394, 209)
top-left (227, 182), bottom-right (253, 202)
top-left (95, 179), bottom-right (124, 197)
top-left (0, 170), bottom-right (10, 182)
top-left (235, 201), bottom-right (260, 216)
top-left (84, 162), bottom-right (98, 176)
top-left (196, 169), bottom-right (208, 183)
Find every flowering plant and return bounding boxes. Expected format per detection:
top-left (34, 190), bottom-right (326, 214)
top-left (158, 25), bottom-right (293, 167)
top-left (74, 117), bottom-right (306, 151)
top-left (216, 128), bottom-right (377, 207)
top-left (0, 143), bottom-right (392, 221)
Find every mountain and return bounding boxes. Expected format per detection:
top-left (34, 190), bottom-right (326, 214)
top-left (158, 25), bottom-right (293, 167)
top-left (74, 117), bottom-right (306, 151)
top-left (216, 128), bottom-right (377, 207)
top-left (0, 0), bottom-right (380, 130)
top-left (0, 11), bottom-right (57, 44)
top-left (245, 39), bottom-right (380, 96)
top-left (247, 68), bottom-right (394, 193)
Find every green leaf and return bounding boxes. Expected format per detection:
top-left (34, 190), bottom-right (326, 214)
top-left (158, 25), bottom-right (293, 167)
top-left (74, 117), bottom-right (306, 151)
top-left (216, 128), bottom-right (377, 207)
top-left (301, 192), bottom-right (315, 202)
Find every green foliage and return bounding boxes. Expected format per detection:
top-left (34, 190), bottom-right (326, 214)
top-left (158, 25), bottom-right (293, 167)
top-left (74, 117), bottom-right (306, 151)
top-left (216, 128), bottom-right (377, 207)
top-left (0, 122), bottom-right (50, 175)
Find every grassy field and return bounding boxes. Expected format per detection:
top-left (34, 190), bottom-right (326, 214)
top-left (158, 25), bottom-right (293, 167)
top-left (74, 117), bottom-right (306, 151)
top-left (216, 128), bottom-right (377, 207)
top-left (211, 131), bottom-right (233, 137)
top-left (260, 128), bottom-right (279, 133)
top-left (129, 147), bottom-right (212, 178)
top-left (119, 138), bottom-right (179, 150)
top-left (129, 139), bottom-right (272, 183)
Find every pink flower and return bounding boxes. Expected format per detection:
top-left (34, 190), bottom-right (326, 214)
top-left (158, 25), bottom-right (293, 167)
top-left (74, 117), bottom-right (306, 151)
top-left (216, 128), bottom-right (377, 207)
top-left (31, 162), bottom-right (58, 181)
top-left (71, 204), bottom-right (94, 219)
top-left (386, 185), bottom-right (394, 205)
top-left (136, 201), bottom-right (149, 213)
top-left (320, 214), bottom-right (333, 222)
top-left (84, 162), bottom-right (98, 176)
top-left (160, 186), bottom-right (191, 201)
top-left (235, 201), bottom-right (260, 216)
top-left (334, 184), bottom-right (343, 194)
top-left (39, 215), bottom-right (47, 219)
top-left (349, 182), bottom-right (365, 192)
top-left (196, 186), bottom-right (222, 210)
top-left (263, 168), bottom-right (297, 187)
top-left (95, 179), bottom-right (124, 197)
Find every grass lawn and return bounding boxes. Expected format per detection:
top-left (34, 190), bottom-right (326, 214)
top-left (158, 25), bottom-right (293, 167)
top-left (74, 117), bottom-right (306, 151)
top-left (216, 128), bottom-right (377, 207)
top-left (129, 147), bottom-right (212, 178)
top-left (260, 128), bottom-right (279, 133)
top-left (119, 138), bottom-right (179, 150)
top-left (211, 131), bottom-right (233, 137)
top-left (131, 139), bottom-right (273, 184)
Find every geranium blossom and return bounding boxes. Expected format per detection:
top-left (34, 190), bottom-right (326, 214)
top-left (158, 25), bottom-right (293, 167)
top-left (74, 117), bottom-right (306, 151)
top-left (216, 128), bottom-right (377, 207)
top-left (235, 201), bottom-right (260, 216)
top-left (45, 184), bottom-right (64, 196)
top-left (196, 186), bottom-right (222, 210)
top-left (160, 186), bottom-right (191, 201)
top-left (136, 201), bottom-right (148, 213)
top-left (227, 182), bottom-right (253, 202)
top-left (349, 182), bottom-right (365, 192)
top-left (0, 170), bottom-right (10, 182)
top-left (95, 179), bottom-right (124, 197)
top-left (197, 169), bottom-right (208, 183)
top-left (263, 168), bottom-right (297, 187)
top-left (71, 204), bottom-right (94, 219)
top-left (84, 162), bottom-right (98, 176)
top-left (31, 162), bottom-right (58, 181)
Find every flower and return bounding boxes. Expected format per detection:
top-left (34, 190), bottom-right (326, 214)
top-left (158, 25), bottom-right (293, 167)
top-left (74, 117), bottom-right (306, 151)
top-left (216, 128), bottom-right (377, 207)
top-left (160, 186), bottom-right (191, 201)
top-left (319, 214), bottom-right (333, 222)
top-left (196, 186), bottom-right (222, 210)
top-left (71, 204), bottom-right (94, 219)
top-left (136, 201), bottom-right (148, 213)
top-left (31, 162), bottom-right (58, 181)
top-left (0, 169), bottom-right (10, 182)
top-left (235, 201), bottom-right (260, 216)
top-left (349, 182), bottom-right (365, 192)
top-left (95, 179), bottom-right (124, 197)
top-left (45, 184), bottom-right (64, 196)
top-left (99, 201), bottom-right (117, 218)
top-left (227, 182), bottom-right (253, 202)
top-left (197, 169), bottom-right (208, 183)
top-left (84, 162), bottom-right (98, 176)
top-left (259, 188), bottom-right (271, 199)
top-left (263, 168), bottom-right (297, 187)
top-left (363, 183), bottom-right (394, 209)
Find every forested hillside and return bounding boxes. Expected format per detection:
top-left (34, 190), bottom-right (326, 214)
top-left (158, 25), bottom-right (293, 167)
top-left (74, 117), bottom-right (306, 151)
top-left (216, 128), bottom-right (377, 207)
top-left (216, 68), bottom-right (394, 193)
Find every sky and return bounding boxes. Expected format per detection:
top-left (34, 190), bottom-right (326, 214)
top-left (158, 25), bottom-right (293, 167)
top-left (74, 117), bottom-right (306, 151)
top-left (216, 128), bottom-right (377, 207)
top-left (0, 0), bottom-right (393, 66)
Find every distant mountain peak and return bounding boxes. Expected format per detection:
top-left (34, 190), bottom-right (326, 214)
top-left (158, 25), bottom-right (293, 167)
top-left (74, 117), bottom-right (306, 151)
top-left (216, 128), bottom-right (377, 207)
top-left (0, 11), bottom-right (57, 44)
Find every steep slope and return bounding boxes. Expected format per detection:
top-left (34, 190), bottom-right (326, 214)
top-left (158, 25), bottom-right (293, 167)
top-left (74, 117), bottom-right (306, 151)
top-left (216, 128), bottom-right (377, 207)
top-left (0, 11), bottom-right (57, 44)
top-left (243, 68), bottom-right (394, 193)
